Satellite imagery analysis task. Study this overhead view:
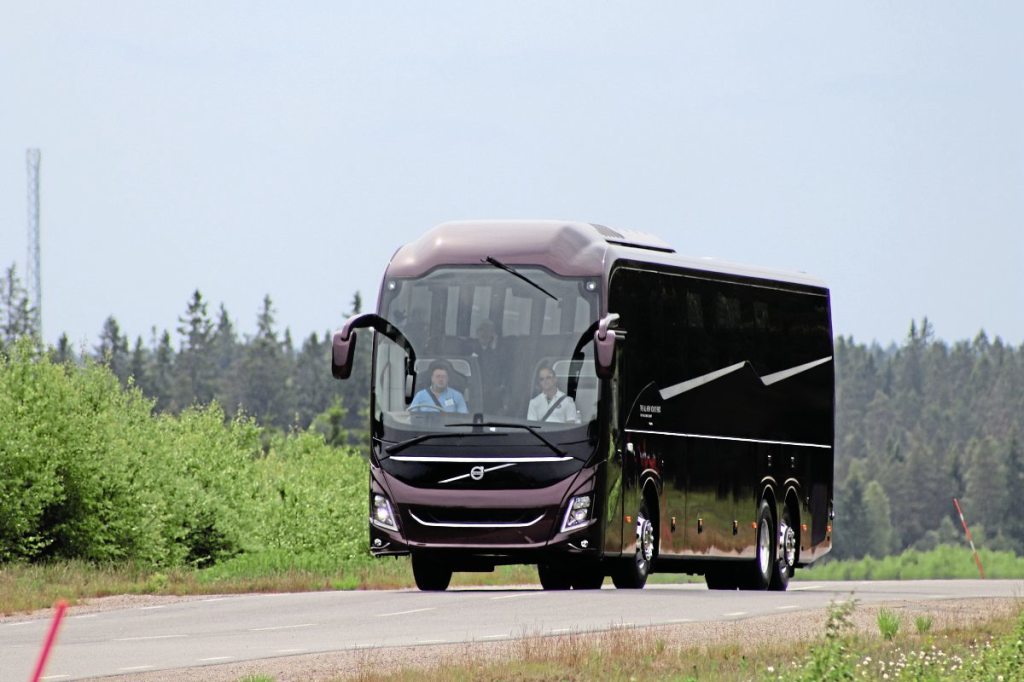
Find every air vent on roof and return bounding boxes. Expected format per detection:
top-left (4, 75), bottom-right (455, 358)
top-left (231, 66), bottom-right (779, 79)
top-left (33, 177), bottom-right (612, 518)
top-left (590, 224), bottom-right (676, 253)
top-left (591, 223), bottom-right (625, 240)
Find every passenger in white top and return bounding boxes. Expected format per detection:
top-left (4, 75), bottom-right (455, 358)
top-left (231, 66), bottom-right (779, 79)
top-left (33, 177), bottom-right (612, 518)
top-left (527, 365), bottom-right (579, 423)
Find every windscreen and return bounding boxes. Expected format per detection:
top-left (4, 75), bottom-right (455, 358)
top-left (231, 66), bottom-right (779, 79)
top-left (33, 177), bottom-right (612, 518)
top-left (374, 266), bottom-right (600, 435)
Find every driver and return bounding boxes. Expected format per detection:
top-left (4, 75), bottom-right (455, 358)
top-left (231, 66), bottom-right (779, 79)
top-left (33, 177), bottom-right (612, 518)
top-left (527, 364), bottom-right (579, 423)
top-left (410, 360), bottom-right (468, 413)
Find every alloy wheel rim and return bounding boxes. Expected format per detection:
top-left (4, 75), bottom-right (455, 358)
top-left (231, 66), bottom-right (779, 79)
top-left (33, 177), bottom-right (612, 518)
top-left (758, 519), bottom-right (771, 576)
top-left (637, 514), bottom-right (655, 565)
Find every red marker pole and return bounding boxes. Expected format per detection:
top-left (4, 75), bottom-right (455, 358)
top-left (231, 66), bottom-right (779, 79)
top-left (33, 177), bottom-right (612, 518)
top-left (953, 498), bottom-right (985, 579)
top-left (31, 599), bottom-right (68, 682)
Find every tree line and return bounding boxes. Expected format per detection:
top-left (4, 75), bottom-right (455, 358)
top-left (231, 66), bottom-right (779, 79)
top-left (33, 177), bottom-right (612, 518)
top-left (4, 263), bottom-right (1023, 559)
top-left (833, 319), bottom-right (1024, 559)
top-left (1, 264), bottom-right (370, 446)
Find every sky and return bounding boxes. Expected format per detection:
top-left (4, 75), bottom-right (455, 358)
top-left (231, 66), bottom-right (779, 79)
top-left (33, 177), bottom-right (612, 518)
top-left (2, 2), bottom-right (1022, 350)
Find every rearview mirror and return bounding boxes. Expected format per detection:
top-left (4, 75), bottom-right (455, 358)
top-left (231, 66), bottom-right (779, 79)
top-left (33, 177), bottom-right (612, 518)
top-left (594, 313), bottom-right (620, 380)
top-left (331, 313), bottom-right (418, 382)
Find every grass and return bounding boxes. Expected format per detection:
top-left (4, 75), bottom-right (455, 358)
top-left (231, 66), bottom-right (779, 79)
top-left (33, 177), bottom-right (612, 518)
top-left (335, 600), bottom-right (1024, 682)
top-left (877, 608), bottom-right (901, 640)
top-left (0, 554), bottom-right (543, 615)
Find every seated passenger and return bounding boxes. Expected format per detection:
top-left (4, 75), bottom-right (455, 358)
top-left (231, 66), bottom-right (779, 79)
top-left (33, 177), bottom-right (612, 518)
top-left (410, 361), bottom-right (469, 413)
top-left (527, 365), bottom-right (579, 423)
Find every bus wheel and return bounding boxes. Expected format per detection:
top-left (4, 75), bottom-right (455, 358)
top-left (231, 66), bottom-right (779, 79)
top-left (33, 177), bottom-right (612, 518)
top-left (412, 554), bottom-right (452, 591)
top-left (538, 562), bottom-right (573, 590)
top-left (771, 505), bottom-right (797, 591)
top-left (745, 500), bottom-right (776, 590)
top-left (570, 562), bottom-right (605, 590)
top-left (612, 498), bottom-right (655, 589)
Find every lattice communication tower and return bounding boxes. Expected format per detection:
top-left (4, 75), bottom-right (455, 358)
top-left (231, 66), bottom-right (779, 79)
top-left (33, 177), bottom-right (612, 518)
top-left (26, 148), bottom-right (41, 338)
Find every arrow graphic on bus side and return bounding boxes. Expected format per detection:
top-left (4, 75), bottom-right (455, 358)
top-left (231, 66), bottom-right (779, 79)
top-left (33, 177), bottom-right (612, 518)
top-left (659, 356), bottom-right (832, 401)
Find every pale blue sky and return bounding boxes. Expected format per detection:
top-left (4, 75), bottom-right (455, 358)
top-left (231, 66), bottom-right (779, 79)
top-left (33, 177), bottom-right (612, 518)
top-left (2, 2), bottom-right (1021, 348)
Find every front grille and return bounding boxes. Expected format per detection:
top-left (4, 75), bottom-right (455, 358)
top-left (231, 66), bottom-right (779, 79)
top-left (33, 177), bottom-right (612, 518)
top-left (408, 506), bottom-right (546, 526)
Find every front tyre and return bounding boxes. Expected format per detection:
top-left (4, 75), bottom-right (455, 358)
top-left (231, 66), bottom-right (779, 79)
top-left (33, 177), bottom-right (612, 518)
top-left (411, 554), bottom-right (452, 591)
top-left (538, 562), bottom-right (573, 590)
top-left (612, 498), bottom-right (655, 589)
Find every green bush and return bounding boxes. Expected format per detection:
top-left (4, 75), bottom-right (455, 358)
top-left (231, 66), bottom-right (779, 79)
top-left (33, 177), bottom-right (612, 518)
top-left (800, 544), bottom-right (1024, 580)
top-left (1, 341), bottom-right (369, 571)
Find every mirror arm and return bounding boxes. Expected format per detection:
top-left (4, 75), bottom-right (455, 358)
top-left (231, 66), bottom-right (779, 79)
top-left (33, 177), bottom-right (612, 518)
top-left (331, 313), bottom-right (417, 380)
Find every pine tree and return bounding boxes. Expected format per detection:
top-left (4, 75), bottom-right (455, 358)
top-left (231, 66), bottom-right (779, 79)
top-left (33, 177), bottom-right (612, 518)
top-left (962, 437), bottom-right (1010, 541)
top-left (95, 316), bottom-right (130, 385)
top-left (863, 480), bottom-right (898, 557)
top-left (834, 460), bottom-right (870, 559)
top-left (1, 264), bottom-right (36, 349)
top-left (49, 333), bottom-right (75, 365)
top-left (149, 329), bottom-right (175, 412)
top-left (294, 332), bottom-right (337, 427)
top-left (210, 303), bottom-right (238, 408)
top-left (175, 290), bottom-right (216, 408)
top-left (236, 295), bottom-right (293, 427)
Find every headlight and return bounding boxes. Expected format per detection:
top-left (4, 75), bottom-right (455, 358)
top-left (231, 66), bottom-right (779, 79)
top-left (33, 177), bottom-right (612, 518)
top-left (371, 493), bottom-right (398, 531)
top-left (561, 494), bottom-right (592, 533)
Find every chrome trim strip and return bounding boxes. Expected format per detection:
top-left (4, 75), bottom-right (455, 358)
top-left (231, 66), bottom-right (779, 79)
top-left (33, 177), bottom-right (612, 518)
top-left (624, 429), bottom-right (832, 450)
top-left (438, 462), bottom-right (516, 484)
top-left (408, 511), bottom-right (546, 529)
top-left (391, 456), bottom-right (573, 463)
top-left (659, 356), bottom-right (833, 400)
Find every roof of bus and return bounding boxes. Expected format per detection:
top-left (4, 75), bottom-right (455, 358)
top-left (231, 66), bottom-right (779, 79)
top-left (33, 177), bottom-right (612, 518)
top-left (385, 220), bottom-right (828, 289)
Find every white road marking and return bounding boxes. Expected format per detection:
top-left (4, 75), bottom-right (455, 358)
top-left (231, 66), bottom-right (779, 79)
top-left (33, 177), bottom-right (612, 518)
top-left (666, 618), bottom-right (694, 623)
top-left (2, 621), bottom-right (33, 627)
top-left (249, 623), bottom-right (314, 632)
top-left (41, 676), bottom-right (70, 680)
top-left (416, 639), bottom-right (448, 644)
top-left (376, 607), bottom-right (435, 617)
top-left (551, 628), bottom-right (572, 633)
top-left (140, 605), bottom-right (165, 611)
top-left (777, 605), bottom-right (800, 610)
top-left (790, 585), bottom-right (820, 591)
top-left (202, 597), bottom-right (230, 603)
top-left (199, 656), bottom-right (233, 662)
top-left (115, 634), bottom-right (186, 641)
top-left (71, 614), bottom-right (98, 619)
top-left (723, 611), bottom-right (748, 618)
top-left (117, 665), bottom-right (155, 672)
top-left (490, 592), bottom-right (542, 600)
top-left (277, 648), bottom-right (309, 654)
top-left (481, 634), bottom-right (507, 639)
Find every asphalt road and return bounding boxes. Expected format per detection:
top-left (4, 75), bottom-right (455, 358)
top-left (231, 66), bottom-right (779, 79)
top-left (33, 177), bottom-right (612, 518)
top-left (3, 579), bottom-right (1021, 680)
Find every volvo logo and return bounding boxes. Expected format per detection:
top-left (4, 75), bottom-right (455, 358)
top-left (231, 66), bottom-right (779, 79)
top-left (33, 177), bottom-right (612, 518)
top-left (438, 462), bottom-right (518, 485)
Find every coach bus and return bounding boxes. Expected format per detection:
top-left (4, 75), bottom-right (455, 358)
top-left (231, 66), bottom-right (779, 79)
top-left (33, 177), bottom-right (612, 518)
top-left (331, 220), bottom-right (833, 591)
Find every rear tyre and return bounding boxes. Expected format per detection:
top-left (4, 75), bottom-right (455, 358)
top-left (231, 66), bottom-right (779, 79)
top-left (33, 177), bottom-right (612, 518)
top-left (770, 504), bottom-right (797, 591)
top-left (612, 497), bottom-right (656, 589)
top-left (538, 562), bottom-right (573, 590)
top-left (411, 554), bottom-right (452, 591)
top-left (743, 500), bottom-right (776, 590)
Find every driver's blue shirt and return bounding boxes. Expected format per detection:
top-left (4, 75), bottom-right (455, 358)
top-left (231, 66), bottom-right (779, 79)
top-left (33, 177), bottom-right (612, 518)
top-left (410, 387), bottom-right (468, 413)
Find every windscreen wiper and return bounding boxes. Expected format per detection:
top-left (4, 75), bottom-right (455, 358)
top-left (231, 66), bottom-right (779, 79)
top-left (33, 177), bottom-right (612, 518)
top-left (482, 257), bottom-right (558, 301)
top-left (446, 421), bottom-right (568, 457)
top-left (383, 431), bottom-right (507, 456)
